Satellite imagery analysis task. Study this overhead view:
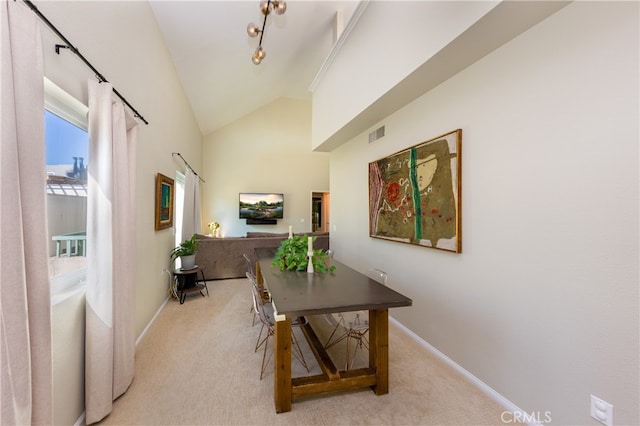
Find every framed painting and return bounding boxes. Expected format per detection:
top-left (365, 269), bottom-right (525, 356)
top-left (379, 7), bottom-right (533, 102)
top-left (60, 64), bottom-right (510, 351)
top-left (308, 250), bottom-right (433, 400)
top-left (155, 173), bottom-right (174, 230)
top-left (369, 129), bottom-right (462, 253)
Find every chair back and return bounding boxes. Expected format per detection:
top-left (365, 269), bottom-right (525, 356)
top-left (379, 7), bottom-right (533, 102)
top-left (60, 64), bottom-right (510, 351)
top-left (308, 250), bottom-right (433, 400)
top-left (250, 281), bottom-right (273, 326)
top-left (243, 253), bottom-right (256, 282)
top-left (368, 268), bottom-right (387, 286)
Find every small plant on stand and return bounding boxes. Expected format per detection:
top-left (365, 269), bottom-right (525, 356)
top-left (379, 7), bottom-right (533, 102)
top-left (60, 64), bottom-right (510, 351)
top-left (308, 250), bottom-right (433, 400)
top-left (170, 233), bottom-right (199, 269)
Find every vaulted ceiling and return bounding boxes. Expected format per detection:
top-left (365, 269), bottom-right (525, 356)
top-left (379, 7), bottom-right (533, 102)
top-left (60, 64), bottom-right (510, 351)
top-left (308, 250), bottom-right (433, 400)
top-left (149, 1), bottom-right (359, 136)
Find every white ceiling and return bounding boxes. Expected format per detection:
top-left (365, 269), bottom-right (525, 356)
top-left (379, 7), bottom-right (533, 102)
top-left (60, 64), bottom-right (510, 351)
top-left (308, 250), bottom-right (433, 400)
top-left (149, 1), bottom-right (359, 136)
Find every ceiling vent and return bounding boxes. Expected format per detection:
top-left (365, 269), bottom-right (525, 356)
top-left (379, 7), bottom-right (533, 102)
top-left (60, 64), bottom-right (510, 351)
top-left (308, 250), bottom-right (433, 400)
top-left (368, 125), bottom-right (385, 143)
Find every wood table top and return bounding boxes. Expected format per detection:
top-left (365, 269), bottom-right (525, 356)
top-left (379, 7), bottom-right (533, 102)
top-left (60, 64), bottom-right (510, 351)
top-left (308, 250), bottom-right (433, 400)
top-left (255, 247), bottom-right (412, 317)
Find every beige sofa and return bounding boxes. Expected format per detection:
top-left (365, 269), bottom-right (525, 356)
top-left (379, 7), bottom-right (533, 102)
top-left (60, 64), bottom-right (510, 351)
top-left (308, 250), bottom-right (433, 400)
top-left (194, 232), bottom-right (330, 280)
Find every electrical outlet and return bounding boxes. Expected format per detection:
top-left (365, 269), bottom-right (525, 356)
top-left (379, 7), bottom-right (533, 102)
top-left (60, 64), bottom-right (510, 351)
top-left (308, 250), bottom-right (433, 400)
top-left (590, 395), bottom-right (613, 426)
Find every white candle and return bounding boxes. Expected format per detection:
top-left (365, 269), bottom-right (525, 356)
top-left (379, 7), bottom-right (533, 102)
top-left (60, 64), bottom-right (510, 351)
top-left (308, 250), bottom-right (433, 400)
top-left (308, 236), bottom-right (313, 253)
top-left (288, 226), bottom-right (292, 239)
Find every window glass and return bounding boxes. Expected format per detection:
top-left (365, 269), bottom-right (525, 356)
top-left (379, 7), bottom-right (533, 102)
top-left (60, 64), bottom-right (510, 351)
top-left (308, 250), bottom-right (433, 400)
top-left (45, 78), bottom-right (88, 303)
top-left (174, 171), bottom-right (185, 248)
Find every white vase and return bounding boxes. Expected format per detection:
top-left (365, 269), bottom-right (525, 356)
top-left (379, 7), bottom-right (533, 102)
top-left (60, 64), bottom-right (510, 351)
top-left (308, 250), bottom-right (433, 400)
top-left (181, 254), bottom-right (196, 270)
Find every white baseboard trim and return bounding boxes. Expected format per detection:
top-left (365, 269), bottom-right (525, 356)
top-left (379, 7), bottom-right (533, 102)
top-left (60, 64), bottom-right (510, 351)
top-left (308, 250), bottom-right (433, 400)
top-left (74, 297), bottom-right (170, 426)
top-left (135, 296), bottom-right (170, 348)
top-left (73, 412), bottom-right (85, 426)
top-left (389, 316), bottom-right (542, 426)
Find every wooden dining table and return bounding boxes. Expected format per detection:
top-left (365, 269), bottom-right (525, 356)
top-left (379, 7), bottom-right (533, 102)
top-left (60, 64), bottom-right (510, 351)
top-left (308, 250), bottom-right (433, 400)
top-left (255, 247), bottom-right (412, 413)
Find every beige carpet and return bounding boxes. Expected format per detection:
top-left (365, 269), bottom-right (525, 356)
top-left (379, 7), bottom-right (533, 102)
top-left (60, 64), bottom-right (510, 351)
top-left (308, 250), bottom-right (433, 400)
top-left (98, 279), bottom-right (507, 425)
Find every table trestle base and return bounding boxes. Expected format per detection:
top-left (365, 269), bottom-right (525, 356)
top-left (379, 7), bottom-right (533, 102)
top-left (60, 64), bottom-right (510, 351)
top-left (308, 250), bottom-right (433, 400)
top-left (274, 309), bottom-right (389, 412)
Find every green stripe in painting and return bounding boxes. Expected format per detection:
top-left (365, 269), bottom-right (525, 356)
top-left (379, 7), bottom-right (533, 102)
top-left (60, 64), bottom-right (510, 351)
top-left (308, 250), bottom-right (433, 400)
top-left (409, 148), bottom-right (422, 240)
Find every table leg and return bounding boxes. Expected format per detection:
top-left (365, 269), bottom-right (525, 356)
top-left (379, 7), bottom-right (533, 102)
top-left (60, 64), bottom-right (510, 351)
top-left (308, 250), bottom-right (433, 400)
top-left (369, 308), bottom-right (389, 395)
top-left (256, 261), bottom-right (263, 286)
top-left (274, 315), bottom-right (292, 413)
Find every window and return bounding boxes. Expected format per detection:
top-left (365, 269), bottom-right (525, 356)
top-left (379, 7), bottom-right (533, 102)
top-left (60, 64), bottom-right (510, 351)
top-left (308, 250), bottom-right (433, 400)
top-left (174, 171), bottom-right (185, 248)
top-left (45, 78), bottom-right (89, 305)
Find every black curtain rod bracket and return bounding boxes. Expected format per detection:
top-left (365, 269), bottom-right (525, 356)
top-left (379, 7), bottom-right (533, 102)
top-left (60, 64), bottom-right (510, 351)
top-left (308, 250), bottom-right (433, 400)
top-left (23, 0), bottom-right (148, 125)
top-left (172, 153), bottom-right (205, 183)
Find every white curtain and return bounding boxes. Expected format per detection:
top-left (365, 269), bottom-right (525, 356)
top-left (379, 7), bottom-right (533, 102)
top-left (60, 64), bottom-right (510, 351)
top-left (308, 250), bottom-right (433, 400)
top-left (181, 168), bottom-right (201, 239)
top-left (85, 80), bottom-right (137, 424)
top-left (0, 1), bottom-right (52, 425)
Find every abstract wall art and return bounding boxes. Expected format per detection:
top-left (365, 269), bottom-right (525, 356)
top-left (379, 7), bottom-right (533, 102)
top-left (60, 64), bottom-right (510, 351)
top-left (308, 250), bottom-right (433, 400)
top-left (369, 129), bottom-right (461, 253)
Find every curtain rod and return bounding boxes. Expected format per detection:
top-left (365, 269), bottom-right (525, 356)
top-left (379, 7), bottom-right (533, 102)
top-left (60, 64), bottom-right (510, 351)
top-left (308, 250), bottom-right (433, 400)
top-left (172, 153), bottom-right (205, 183)
top-left (21, 0), bottom-right (149, 125)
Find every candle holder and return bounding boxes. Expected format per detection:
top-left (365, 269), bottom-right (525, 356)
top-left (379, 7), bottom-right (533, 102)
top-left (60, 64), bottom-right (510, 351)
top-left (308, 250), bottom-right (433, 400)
top-left (307, 251), bottom-right (314, 273)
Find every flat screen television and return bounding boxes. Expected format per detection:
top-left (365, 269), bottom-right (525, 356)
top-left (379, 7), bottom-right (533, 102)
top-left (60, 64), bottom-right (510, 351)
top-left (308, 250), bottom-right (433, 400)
top-left (239, 192), bottom-right (284, 220)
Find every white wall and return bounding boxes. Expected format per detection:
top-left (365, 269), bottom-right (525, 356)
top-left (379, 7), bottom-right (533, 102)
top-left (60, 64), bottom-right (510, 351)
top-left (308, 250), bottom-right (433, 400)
top-left (36, 1), bottom-right (202, 424)
top-left (311, 1), bottom-right (499, 149)
top-left (202, 98), bottom-right (330, 237)
top-left (329, 2), bottom-right (639, 424)
top-left (51, 290), bottom-right (85, 426)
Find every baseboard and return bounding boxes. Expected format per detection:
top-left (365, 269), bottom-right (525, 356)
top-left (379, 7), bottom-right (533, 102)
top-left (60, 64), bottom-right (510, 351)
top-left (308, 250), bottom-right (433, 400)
top-left (136, 296), bottom-right (170, 347)
top-left (389, 316), bottom-right (542, 426)
top-left (74, 295), bottom-right (170, 426)
top-left (136, 269), bottom-right (174, 347)
top-left (73, 412), bottom-right (85, 426)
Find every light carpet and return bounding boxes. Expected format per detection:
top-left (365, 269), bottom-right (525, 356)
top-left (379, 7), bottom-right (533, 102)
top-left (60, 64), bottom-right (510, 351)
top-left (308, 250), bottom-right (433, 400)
top-left (97, 278), bottom-right (507, 425)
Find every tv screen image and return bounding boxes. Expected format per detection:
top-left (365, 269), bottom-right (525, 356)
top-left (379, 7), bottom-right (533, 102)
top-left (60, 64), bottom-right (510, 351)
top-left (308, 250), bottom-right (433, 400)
top-left (239, 193), bottom-right (284, 219)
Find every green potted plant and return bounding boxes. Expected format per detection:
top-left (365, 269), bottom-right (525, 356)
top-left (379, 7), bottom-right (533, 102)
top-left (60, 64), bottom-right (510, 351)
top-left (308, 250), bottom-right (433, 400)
top-left (272, 234), bottom-right (335, 273)
top-left (171, 233), bottom-right (199, 270)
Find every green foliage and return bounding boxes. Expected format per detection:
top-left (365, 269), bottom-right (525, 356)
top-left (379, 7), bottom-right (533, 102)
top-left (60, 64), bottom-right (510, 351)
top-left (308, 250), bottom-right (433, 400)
top-left (170, 233), bottom-right (199, 261)
top-left (272, 235), bottom-right (335, 273)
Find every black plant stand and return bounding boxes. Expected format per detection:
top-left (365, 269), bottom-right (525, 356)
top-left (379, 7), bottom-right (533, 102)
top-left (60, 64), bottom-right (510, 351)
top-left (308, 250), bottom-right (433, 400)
top-left (173, 266), bottom-right (208, 304)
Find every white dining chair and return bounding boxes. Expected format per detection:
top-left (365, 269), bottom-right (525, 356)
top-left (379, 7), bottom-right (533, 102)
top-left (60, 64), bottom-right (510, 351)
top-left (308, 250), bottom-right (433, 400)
top-left (250, 282), bottom-right (309, 379)
top-left (324, 267), bottom-right (388, 370)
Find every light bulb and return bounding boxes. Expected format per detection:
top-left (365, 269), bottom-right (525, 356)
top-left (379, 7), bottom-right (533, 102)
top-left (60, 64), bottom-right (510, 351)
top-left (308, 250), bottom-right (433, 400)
top-left (252, 47), bottom-right (266, 65)
top-left (247, 23), bottom-right (260, 37)
top-left (260, 0), bottom-right (272, 15)
top-left (274, 0), bottom-right (286, 15)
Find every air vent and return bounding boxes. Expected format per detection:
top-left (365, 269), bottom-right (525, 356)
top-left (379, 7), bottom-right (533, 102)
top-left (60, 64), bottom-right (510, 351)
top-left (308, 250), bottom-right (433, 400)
top-left (368, 125), bottom-right (385, 143)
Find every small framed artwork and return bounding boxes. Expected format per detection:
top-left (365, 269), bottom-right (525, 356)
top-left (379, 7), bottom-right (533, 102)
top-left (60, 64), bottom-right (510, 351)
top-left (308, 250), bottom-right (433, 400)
top-left (369, 129), bottom-right (462, 253)
top-left (155, 173), bottom-right (174, 230)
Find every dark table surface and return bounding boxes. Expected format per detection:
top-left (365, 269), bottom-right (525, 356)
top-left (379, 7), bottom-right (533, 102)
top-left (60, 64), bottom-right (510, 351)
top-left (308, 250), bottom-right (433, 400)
top-left (255, 247), bottom-right (412, 318)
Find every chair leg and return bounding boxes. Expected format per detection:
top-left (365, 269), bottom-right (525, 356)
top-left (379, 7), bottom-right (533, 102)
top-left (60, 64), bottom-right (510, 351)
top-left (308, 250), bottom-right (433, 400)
top-left (347, 334), bottom-right (360, 371)
top-left (259, 329), bottom-right (273, 380)
top-left (255, 323), bottom-right (269, 353)
top-left (344, 329), bottom-right (369, 371)
top-left (258, 326), bottom-right (309, 379)
top-left (345, 332), bottom-right (352, 371)
top-left (324, 314), bottom-right (347, 349)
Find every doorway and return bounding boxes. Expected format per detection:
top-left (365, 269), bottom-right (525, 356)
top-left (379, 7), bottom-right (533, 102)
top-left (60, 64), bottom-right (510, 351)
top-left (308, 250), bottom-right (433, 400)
top-left (311, 192), bottom-right (330, 233)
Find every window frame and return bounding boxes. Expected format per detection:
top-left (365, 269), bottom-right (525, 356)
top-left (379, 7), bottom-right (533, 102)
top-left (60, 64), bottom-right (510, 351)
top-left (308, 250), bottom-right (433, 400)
top-left (45, 77), bottom-right (89, 306)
